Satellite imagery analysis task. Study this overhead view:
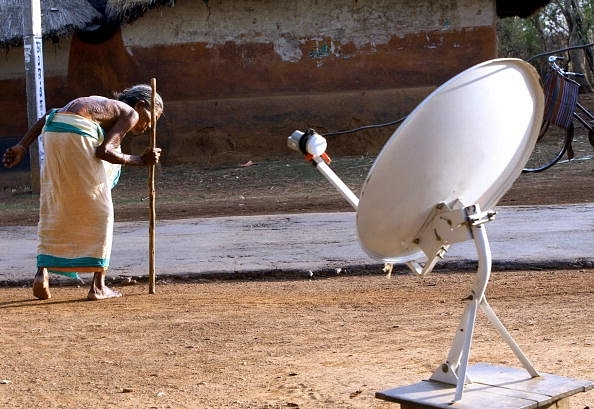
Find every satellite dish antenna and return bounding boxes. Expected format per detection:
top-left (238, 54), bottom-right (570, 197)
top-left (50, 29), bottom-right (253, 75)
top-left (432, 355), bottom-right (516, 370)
top-left (288, 58), bottom-right (546, 402)
top-left (356, 58), bottom-right (543, 269)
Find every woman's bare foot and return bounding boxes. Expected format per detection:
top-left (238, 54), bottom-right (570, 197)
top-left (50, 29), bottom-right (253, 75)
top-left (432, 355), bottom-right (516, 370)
top-left (87, 286), bottom-right (122, 301)
top-left (33, 268), bottom-right (51, 300)
top-left (87, 271), bottom-right (122, 300)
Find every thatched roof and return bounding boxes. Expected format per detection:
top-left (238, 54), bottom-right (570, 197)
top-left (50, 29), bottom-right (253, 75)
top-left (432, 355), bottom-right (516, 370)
top-left (0, 0), bottom-right (551, 47)
top-left (0, 0), bottom-right (170, 47)
top-left (104, 0), bottom-right (173, 22)
top-left (1, 0), bottom-right (99, 46)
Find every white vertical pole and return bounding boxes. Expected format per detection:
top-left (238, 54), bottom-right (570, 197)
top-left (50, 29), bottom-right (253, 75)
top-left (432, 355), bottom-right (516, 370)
top-left (23, 0), bottom-right (45, 192)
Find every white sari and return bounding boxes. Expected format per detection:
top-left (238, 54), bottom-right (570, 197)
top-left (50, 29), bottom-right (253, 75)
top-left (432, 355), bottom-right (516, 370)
top-left (37, 110), bottom-right (121, 273)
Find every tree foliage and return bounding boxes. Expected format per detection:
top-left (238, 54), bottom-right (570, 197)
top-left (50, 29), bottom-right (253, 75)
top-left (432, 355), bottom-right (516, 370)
top-left (497, 0), bottom-right (594, 89)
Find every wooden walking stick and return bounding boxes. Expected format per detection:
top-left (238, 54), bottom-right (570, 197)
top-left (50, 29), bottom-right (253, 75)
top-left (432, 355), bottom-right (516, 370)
top-left (148, 77), bottom-right (157, 294)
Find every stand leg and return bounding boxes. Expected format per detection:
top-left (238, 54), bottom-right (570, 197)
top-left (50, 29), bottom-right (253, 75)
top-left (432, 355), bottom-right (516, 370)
top-left (430, 220), bottom-right (539, 402)
top-left (430, 221), bottom-right (492, 401)
top-left (480, 298), bottom-right (539, 377)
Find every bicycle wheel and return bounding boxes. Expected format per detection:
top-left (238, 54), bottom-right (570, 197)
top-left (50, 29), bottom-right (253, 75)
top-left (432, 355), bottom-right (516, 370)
top-left (522, 121), bottom-right (571, 173)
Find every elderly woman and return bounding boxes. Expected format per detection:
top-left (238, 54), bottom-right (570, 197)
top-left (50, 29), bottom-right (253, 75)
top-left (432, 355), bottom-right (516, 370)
top-left (2, 84), bottom-right (163, 300)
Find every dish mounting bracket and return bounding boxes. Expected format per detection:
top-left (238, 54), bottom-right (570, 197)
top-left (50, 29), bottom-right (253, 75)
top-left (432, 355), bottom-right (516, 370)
top-left (407, 201), bottom-right (495, 276)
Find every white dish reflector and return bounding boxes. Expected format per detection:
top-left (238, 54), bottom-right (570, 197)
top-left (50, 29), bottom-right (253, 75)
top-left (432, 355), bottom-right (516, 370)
top-left (356, 58), bottom-right (544, 262)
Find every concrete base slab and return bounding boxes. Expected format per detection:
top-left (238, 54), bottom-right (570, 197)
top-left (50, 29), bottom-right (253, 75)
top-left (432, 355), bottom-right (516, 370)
top-left (376, 363), bottom-right (593, 409)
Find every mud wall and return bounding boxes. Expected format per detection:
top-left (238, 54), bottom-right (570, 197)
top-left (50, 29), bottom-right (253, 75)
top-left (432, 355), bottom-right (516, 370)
top-left (0, 0), bottom-right (497, 167)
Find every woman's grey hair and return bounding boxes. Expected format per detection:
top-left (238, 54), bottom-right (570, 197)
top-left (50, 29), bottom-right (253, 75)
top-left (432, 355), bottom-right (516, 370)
top-left (115, 84), bottom-right (164, 112)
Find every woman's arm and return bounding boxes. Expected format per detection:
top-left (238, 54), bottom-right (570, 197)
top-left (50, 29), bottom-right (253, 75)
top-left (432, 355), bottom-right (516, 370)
top-left (94, 101), bottom-right (160, 166)
top-left (2, 115), bottom-right (47, 168)
top-left (95, 107), bottom-right (141, 165)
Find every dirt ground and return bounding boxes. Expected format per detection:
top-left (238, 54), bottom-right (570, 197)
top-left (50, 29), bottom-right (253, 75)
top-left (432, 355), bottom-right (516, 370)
top-left (1, 127), bottom-right (594, 408)
top-left (0, 270), bottom-right (592, 409)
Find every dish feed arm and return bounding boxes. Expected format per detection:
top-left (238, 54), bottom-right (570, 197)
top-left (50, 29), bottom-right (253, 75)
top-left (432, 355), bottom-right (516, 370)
top-left (287, 129), bottom-right (359, 210)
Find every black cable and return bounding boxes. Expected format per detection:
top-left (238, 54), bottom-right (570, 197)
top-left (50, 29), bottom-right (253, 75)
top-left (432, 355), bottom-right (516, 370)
top-left (318, 44), bottom-right (594, 138)
top-left (526, 42), bottom-right (594, 62)
top-left (321, 115), bottom-right (408, 137)
top-left (322, 47), bottom-right (594, 138)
